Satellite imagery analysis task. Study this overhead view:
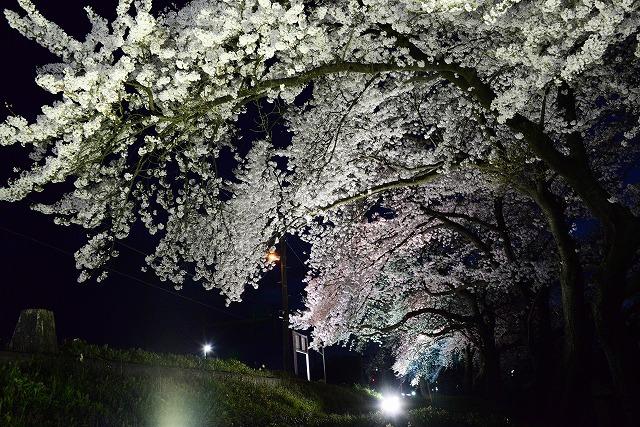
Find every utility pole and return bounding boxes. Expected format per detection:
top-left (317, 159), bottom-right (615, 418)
top-left (280, 235), bottom-right (293, 373)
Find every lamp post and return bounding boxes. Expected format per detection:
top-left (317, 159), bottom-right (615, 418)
top-left (279, 236), bottom-right (293, 374)
top-left (268, 236), bottom-right (293, 374)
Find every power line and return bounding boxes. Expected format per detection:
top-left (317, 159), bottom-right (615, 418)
top-left (0, 224), bottom-right (246, 320)
top-left (114, 240), bottom-right (284, 323)
top-left (285, 239), bottom-right (305, 265)
top-left (286, 237), bottom-right (309, 266)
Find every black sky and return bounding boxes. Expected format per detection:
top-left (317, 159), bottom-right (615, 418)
top-left (0, 0), bottom-right (362, 383)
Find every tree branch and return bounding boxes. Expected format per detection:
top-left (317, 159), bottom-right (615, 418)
top-left (381, 24), bottom-right (639, 236)
top-left (361, 306), bottom-right (477, 334)
top-left (420, 205), bottom-right (493, 255)
top-left (318, 164), bottom-right (442, 211)
top-left (493, 196), bottom-right (516, 262)
top-left (424, 207), bottom-right (500, 233)
top-left (423, 281), bottom-right (477, 297)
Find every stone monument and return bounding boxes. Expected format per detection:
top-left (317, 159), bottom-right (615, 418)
top-left (8, 309), bottom-right (58, 353)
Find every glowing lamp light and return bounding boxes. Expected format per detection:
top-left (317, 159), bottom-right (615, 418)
top-left (267, 250), bottom-right (281, 262)
top-left (380, 394), bottom-right (402, 416)
top-left (202, 344), bottom-right (213, 358)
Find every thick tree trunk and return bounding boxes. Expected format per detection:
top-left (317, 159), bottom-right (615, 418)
top-left (482, 343), bottom-right (502, 398)
top-left (557, 87), bottom-right (639, 423)
top-left (525, 286), bottom-right (554, 424)
top-left (473, 351), bottom-right (485, 393)
top-left (527, 183), bottom-right (592, 425)
top-left (474, 344), bottom-right (501, 398)
top-left (519, 178), bottom-right (640, 426)
top-left (463, 344), bottom-right (475, 394)
top-left (527, 287), bottom-right (552, 385)
top-left (591, 220), bottom-right (640, 427)
top-left (420, 377), bottom-right (433, 403)
top-left (475, 319), bottom-right (502, 398)
top-left (592, 288), bottom-right (636, 426)
top-left (461, 289), bottom-right (502, 398)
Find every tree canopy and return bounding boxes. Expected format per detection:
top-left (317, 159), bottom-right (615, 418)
top-left (2, 0), bottom-right (639, 424)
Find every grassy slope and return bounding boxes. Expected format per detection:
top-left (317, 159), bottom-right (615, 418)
top-left (0, 342), bottom-right (512, 427)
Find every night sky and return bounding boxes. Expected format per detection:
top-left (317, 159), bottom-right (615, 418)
top-left (0, 0), bottom-right (362, 383)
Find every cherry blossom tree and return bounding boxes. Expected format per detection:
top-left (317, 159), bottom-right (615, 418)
top-left (292, 170), bottom-right (556, 397)
top-left (1, 0), bottom-right (639, 422)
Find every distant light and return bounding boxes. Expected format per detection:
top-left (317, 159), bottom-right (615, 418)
top-left (411, 391), bottom-right (416, 396)
top-left (203, 344), bottom-right (212, 358)
top-left (435, 386), bottom-right (438, 392)
top-left (380, 395), bottom-right (402, 416)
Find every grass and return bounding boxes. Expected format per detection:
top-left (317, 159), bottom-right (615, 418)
top-left (0, 354), bottom-right (376, 426)
top-left (0, 343), bottom-right (514, 426)
top-left (60, 339), bottom-right (272, 377)
top-left (314, 409), bottom-right (512, 427)
top-left (0, 359), bottom-right (324, 426)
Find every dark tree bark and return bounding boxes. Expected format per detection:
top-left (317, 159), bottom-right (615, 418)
top-left (558, 83), bottom-right (640, 426)
top-left (527, 286), bottom-right (553, 395)
top-left (460, 286), bottom-right (502, 399)
top-left (419, 377), bottom-right (434, 403)
top-left (527, 181), bottom-right (592, 426)
top-left (463, 344), bottom-right (475, 394)
top-left (476, 314), bottom-right (502, 398)
top-left (592, 233), bottom-right (640, 427)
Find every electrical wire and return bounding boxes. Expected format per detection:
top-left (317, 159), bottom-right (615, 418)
top-left (285, 239), bottom-right (306, 265)
top-left (0, 224), bottom-right (247, 320)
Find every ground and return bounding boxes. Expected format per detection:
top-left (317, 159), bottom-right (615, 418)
top-left (0, 342), bottom-right (513, 426)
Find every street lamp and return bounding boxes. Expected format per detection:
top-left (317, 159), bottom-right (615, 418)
top-left (266, 249), bottom-right (280, 263)
top-left (267, 240), bottom-right (293, 374)
top-left (202, 344), bottom-right (212, 359)
top-left (380, 394), bottom-right (402, 416)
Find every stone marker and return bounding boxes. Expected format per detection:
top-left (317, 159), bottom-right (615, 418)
top-left (8, 309), bottom-right (58, 353)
